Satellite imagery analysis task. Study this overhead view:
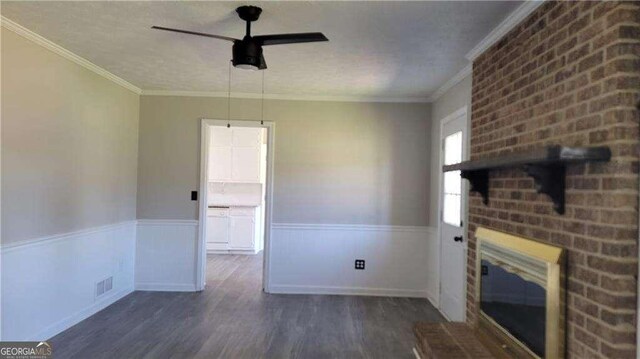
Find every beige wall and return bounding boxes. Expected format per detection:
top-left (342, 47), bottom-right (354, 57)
top-left (1, 28), bottom-right (140, 244)
top-left (137, 96), bottom-right (432, 226)
top-left (428, 74), bottom-right (472, 227)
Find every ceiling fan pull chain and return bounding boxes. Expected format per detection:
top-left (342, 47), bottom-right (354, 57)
top-left (227, 59), bottom-right (232, 127)
top-left (261, 70), bottom-right (265, 125)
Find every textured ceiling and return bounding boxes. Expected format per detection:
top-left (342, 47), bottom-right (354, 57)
top-left (1, 1), bottom-right (521, 99)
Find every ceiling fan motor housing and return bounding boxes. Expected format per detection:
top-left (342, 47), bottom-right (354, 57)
top-left (236, 5), bottom-right (262, 22)
top-left (152, 5), bottom-right (326, 71)
top-left (232, 39), bottom-right (263, 70)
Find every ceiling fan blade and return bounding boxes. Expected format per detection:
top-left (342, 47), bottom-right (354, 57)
top-left (254, 32), bottom-right (328, 46)
top-left (151, 26), bottom-right (238, 42)
top-left (258, 53), bottom-right (267, 70)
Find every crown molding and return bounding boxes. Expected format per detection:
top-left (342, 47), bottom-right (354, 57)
top-left (427, 63), bottom-right (472, 102)
top-left (1, 16), bottom-right (142, 94)
top-left (140, 90), bottom-right (430, 104)
top-left (428, 1), bottom-right (544, 102)
top-left (7, 6), bottom-right (545, 104)
top-left (465, 0), bottom-right (545, 61)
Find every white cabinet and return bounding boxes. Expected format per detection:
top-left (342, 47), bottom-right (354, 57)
top-left (229, 216), bottom-right (255, 249)
top-left (207, 209), bottom-right (229, 244)
top-left (208, 127), bottom-right (263, 183)
top-left (207, 208), bottom-right (230, 251)
top-left (206, 206), bottom-right (261, 254)
top-left (208, 147), bottom-right (232, 181)
top-left (232, 147), bottom-right (261, 182)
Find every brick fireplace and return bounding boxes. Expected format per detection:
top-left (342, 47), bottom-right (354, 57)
top-left (467, 1), bottom-right (640, 358)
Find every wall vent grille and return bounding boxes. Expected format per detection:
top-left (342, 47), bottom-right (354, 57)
top-left (96, 277), bottom-right (113, 298)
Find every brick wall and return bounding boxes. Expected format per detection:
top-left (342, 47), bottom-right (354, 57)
top-left (468, 1), bottom-right (640, 358)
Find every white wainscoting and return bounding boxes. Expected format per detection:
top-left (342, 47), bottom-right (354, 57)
top-left (135, 220), bottom-right (199, 292)
top-left (268, 223), bottom-right (438, 300)
top-left (0, 221), bottom-right (137, 341)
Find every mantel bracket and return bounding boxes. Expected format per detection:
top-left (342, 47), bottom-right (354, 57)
top-left (461, 165), bottom-right (566, 214)
top-left (444, 146), bottom-right (610, 216)
top-left (461, 170), bottom-right (489, 205)
top-left (523, 164), bottom-right (566, 214)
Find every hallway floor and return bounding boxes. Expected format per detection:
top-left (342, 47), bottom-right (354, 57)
top-left (50, 253), bottom-right (444, 358)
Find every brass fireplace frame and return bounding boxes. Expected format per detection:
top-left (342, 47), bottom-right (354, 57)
top-left (475, 227), bottom-right (565, 359)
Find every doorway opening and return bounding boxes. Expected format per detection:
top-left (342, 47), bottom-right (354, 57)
top-left (197, 119), bottom-right (275, 292)
top-left (437, 107), bottom-right (468, 322)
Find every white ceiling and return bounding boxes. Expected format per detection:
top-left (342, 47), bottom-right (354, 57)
top-left (1, 1), bottom-right (521, 100)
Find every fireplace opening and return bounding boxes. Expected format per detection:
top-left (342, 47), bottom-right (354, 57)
top-left (481, 259), bottom-right (546, 357)
top-left (476, 227), bottom-right (565, 359)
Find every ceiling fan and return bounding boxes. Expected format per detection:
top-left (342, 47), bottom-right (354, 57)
top-left (152, 5), bottom-right (328, 70)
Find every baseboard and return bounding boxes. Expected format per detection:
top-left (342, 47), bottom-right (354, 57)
top-left (35, 286), bottom-right (134, 341)
top-left (135, 282), bottom-right (198, 292)
top-left (269, 284), bottom-right (429, 298)
top-left (426, 292), bottom-right (439, 309)
top-left (437, 308), bottom-right (453, 322)
top-left (207, 249), bottom-right (260, 255)
top-left (422, 287), bottom-right (450, 322)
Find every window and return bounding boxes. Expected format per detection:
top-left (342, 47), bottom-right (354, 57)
top-left (443, 131), bottom-right (462, 226)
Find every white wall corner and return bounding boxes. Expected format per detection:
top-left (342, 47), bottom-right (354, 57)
top-left (465, 0), bottom-right (546, 62)
top-left (1, 16), bottom-right (142, 95)
top-left (427, 63), bottom-right (472, 102)
top-left (135, 219), bottom-right (199, 292)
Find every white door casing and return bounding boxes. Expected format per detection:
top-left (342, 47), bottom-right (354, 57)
top-left (197, 119), bottom-right (275, 292)
top-left (438, 107), bottom-right (468, 322)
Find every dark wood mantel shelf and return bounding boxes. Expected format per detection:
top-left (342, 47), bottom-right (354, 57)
top-left (443, 145), bottom-right (611, 214)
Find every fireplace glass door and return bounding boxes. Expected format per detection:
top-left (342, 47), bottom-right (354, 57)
top-left (476, 228), bottom-right (564, 359)
top-left (480, 258), bottom-right (547, 357)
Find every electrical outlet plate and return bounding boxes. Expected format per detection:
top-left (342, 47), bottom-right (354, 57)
top-left (355, 259), bottom-right (365, 270)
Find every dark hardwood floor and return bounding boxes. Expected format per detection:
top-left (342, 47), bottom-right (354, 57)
top-left (50, 253), bottom-right (444, 358)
